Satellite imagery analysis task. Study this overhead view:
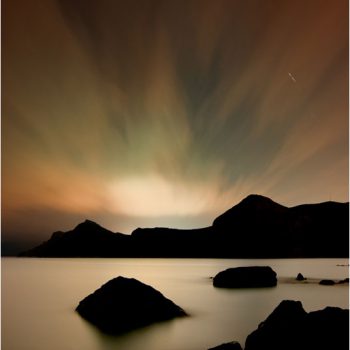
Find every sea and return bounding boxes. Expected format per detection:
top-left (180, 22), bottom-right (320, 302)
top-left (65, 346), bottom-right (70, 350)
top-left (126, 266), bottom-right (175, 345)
top-left (2, 258), bottom-right (349, 350)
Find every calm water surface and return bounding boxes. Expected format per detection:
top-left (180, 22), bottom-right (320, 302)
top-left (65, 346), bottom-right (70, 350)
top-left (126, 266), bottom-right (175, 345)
top-left (2, 258), bottom-right (349, 350)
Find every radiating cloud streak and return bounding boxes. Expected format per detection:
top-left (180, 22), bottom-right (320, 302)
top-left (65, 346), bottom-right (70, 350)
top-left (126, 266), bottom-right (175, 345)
top-left (2, 0), bottom-right (348, 243)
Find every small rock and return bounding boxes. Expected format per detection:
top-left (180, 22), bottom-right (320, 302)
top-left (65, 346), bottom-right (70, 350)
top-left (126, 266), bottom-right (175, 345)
top-left (319, 279), bottom-right (335, 285)
top-left (296, 273), bottom-right (306, 281)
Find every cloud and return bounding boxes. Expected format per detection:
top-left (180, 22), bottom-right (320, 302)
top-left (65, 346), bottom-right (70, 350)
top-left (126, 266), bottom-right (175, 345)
top-left (2, 0), bottom-right (348, 242)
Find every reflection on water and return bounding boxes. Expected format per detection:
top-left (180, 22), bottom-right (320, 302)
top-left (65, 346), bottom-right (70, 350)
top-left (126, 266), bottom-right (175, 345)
top-left (2, 258), bottom-right (349, 350)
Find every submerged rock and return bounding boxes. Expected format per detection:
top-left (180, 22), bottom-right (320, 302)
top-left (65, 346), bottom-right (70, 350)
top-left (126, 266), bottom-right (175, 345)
top-left (245, 300), bottom-right (349, 350)
top-left (213, 266), bottom-right (277, 288)
top-left (76, 276), bottom-right (187, 334)
top-left (208, 341), bottom-right (242, 350)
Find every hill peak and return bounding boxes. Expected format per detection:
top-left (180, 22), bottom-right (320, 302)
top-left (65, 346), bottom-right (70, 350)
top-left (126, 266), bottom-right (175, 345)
top-left (238, 194), bottom-right (285, 208)
top-left (213, 194), bottom-right (287, 226)
top-left (72, 220), bottom-right (113, 235)
top-left (75, 219), bottom-right (100, 228)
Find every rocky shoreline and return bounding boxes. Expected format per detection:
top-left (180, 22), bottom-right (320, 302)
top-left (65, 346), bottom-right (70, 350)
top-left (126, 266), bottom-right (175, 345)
top-left (75, 265), bottom-right (349, 349)
top-left (208, 300), bottom-right (349, 350)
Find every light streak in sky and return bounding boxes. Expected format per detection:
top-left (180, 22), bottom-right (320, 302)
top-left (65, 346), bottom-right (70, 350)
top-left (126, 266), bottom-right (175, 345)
top-left (288, 72), bottom-right (297, 83)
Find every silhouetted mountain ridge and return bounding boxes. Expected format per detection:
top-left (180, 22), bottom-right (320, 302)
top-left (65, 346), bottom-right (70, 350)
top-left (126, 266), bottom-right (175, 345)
top-left (21, 219), bottom-right (131, 257)
top-left (19, 195), bottom-right (349, 258)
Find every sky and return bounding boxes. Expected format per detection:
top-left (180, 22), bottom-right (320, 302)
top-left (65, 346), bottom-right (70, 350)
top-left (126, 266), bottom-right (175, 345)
top-left (2, 0), bottom-right (349, 250)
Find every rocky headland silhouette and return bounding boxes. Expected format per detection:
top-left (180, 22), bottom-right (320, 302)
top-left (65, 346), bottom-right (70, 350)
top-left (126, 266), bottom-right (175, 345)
top-left (19, 194), bottom-right (349, 258)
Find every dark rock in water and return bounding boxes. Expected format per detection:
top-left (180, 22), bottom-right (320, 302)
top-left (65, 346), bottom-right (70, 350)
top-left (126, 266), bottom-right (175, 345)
top-left (245, 300), bottom-right (349, 350)
top-left (76, 276), bottom-right (187, 334)
top-left (208, 341), bottom-right (242, 350)
top-left (213, 266), bottom-right (277, 288)
top-left (319, 279), bottom-right (335, 285)
top-left (296, 273), bottom-right (306, 281)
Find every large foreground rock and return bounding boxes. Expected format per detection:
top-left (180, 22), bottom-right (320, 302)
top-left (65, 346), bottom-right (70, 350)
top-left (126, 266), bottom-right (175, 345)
top-left (76, 276), bottom-right (187, 334)
top-left (245, 300), bottom-right (349, 350)
top-left (213, 266), bottom-right (277, 288)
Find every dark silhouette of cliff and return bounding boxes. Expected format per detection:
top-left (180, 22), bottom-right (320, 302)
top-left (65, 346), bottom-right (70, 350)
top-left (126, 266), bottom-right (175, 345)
top-left (211, 195), bottom-right (349, 257)
top-left (19, 195), bottom-right (349, 258)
